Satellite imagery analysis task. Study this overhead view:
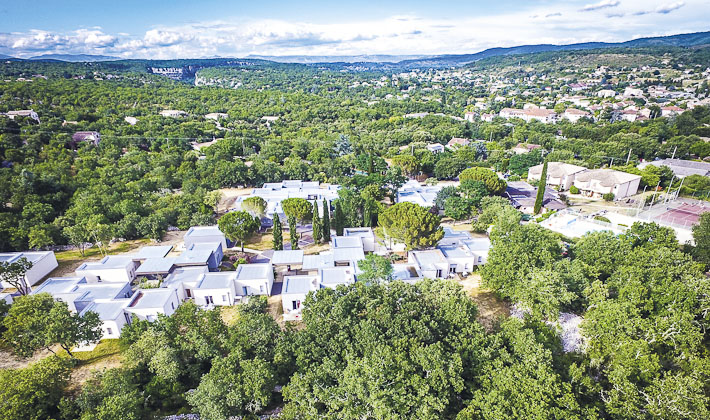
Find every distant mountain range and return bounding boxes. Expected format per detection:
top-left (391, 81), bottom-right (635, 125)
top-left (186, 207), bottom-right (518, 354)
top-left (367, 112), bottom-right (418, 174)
top-left (28, 54), bottom-right (119, 62)
top-left (246, 54), bottom-right (433, 64)
top-left (395, 31), bottom-right (710, 68)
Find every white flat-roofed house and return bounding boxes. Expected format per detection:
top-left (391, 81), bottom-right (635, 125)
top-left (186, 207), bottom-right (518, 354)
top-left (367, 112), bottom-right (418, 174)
top-left (125, 288), bottom-right (180, 322)
top-left (332, 247), bottom-right (366, 267)
top-left (438, 227), bottom-right (473, 246)
top-left (319, 266), bottom-right (356, 289)
top-left (75, 255), bottom-right (137, 283)
top-left (573, 169), bottom-right (641, 199)
top-left (135, 257), bottom-right (177, 280)
top-left (391, 263), bottom-right (423, 284)
top-left (528, 162), bottom-right (588, 191)
top-left (193, 273), bottom-right (237, 307)
top-left (282, 275), bottom-right (319, 315)
top-left (0, 251), bottom-right (58, 292)
top-left (396, 180), bottom-right (443, 208)
top-left (159, 110), bottom-right (187, 118)
top-left (301, 254), bottom-right (335, 273)
top-left (437, 244), bottom-right (477, 275)
top-left (162, 266), bottom-right (209, 301)
top-left (271, 250), bottom-right (304, 270)
top-left (174, 248), bottom-right (212, 269)
top-left (426, 143), bottom-right (445, 154)
top-left (460, 238), bottom-right (491, 265)
top-left (32, 278), bottom-right (132, 313)
top-left (184, 226), bottom-right (228, 250)
top-left (183, 242), bottom-right (223, 270)
top-left (343, 227), bottom-right (376, 252)
top-left (408, 249), bottom-right (449, 279)
top-left (80, 300), bottom-right (132, 339)
top-left (131, 245), bottom-right (173, 262)
top-left (234, 263), bottom-right (274, 297)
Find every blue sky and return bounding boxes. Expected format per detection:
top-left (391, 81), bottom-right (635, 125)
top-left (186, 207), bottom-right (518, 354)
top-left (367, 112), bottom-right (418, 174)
top-left (0, 0), bottom-right (708, 58)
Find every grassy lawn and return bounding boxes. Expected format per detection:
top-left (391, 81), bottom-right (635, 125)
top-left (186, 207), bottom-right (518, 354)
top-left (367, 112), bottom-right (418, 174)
top-left (65, 339), bottom-right (125, 390)
top-left (244, 233), bottom-right (275, 251)
top-left (220, 305), bottom-right (241, 325)
top-left (457, 273), bottom-right (510, 332)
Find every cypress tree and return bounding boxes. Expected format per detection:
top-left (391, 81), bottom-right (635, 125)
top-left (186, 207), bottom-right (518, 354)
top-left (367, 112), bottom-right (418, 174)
top-left (288, 216), bottom-right (299, 250)
top-left (312, 200), bottom-right (322, 243)
top-left (322, 199), bottom-right (331, 242)
top-left (334, 201), bottom-right (345, 236)
top-left (533, 160), bottom-right (548, 215)
top-left (272, 213), bottom-right (283, 250)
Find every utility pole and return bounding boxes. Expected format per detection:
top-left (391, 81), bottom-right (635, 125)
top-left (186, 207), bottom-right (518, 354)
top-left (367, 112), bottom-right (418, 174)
top-left (663, 175), bottom-right (675, 204)
top-left (671, 145), bottom-right (677, 160)
top-left (625, 148), bottom-right (632, 165)
top-left (636, 185), bottom-right (647, 216)
top-left (649, 181), bottom-right (661, 208)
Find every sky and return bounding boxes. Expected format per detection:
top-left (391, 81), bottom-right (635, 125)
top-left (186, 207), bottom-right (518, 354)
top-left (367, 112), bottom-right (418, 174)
top-left (0, 0), bottom-right (708, 59)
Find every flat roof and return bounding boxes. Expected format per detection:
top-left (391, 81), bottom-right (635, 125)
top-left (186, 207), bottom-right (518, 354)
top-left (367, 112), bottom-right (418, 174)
top-left (81, 300), bottom-right (128, 320)
top-left (132, 245), bottom-right (173, 260)
top-left (283, 275), bottom-right (318, 294)
top-left (392, 264), bottom-right (421, 280)
top-left (196, 273), bottom-right (235, 289)
top-left (343, 227), bottom-right (375, 238)
top-left (73, 282), bottom-right (130, 301)
top-left (271, 250), bottom-right (304, 265)
top-left (302, 254), bottom-right (334, 270)
top-left (332, 247), bottom-right (365, 263)
top-left (462, 237), bottom-right (491, 251)
top-left (438, 245), bottom-right (474, 259)
top-left (235, 263), bottom-right (271, 280)
top-left (136, 257), bottom-right (176, 275)
top-left (0, 251), bottom-right (53, 264)
top-left (31, 277), bottom-right (85, 295)
top-left (410, 249), bottom-right (447, 270)
top-left (129, 289), bottom-right (174, 309)
top-left (187, 242), bottom-right (221, 252)
top-left (331, 236), bottom-right (363, 249)
top-left (185, 226), bottom-right (224, 238)
top-left (175, 250), bottom-right (212, 265)
top-left (320, 266), bottom-right (355, 285)
top-left (162, 266), bottom-right (208, 288)
top-left (77, 255), bottom-right (134, 271)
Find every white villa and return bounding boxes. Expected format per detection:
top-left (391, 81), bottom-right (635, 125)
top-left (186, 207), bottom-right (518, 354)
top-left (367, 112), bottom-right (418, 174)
top-left (232, 181), bottom-right (340, 227)
top-left (528, 162), bottom-right (588, 191)
top-left (396, 180), bottom-right (443, 208)
top-left (0, 251), bottom-right (58, 292)
top-left (573, 169), bottom-right (642, 199)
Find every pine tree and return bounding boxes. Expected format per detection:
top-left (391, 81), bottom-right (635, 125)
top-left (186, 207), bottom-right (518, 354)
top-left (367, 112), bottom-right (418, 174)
top-left (272, 213), bottom-right (283, 251)
top-left (312, 200), bottom-right (322, 243)
top-left (288, 216), bottom-right (299, 250)
top-left (334, 201), bottom-right (345, 236)
top-left (322, 199), bottom-right (331, 242)
top-left (533, 160), bottom-right (548, 215)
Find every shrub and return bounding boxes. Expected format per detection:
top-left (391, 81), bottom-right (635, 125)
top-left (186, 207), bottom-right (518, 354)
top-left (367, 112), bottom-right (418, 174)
top-left (603, 193), bottom-right (615, 201)
top-left (569, 185), bottom-right (580, 194)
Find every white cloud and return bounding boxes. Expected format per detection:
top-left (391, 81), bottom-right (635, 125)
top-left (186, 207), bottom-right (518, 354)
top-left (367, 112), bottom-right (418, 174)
top-left (581, 0), bottom-right (621, 12)
top-left (656, 1), bottom-right (686, 13)
top-left (0, 1), bottom-right (707, 59)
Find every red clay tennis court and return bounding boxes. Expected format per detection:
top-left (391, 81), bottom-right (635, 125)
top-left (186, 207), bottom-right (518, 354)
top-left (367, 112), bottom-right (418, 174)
top-left (656, 203), bottom-right (710, 226)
